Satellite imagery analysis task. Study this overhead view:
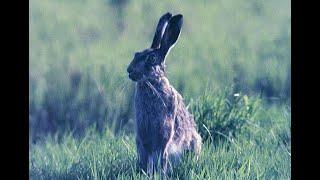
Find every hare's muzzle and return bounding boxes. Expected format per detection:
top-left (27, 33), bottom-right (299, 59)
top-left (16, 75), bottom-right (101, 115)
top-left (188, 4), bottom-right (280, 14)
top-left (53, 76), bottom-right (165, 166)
top-left (127, 66), bottom-right (137, 81)
top-left (127, 66), bottom-right (133, 74)
top-left (128, 72), bottom-right (143, 81)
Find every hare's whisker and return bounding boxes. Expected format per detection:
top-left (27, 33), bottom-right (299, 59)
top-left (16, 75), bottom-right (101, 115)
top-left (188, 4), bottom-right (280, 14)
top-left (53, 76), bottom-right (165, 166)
top-left (146, 80), bottom-right (167, 108)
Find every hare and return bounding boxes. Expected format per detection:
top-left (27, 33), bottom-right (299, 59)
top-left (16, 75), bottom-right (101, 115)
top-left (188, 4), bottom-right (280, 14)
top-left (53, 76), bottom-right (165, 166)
top-left (127, 12), bottom-right (202, 175)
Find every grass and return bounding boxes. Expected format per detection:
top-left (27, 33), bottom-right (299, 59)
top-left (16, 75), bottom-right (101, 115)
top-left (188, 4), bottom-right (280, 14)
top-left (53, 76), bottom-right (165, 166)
top-left (30, 92), bottom-right (291, 179)
top-left (30, 135), bottom-right (290, 179)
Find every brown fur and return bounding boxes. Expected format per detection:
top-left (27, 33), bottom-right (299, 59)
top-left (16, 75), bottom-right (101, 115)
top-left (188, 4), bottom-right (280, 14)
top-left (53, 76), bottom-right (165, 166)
top-left (127, 13), bottom-right (202, 175)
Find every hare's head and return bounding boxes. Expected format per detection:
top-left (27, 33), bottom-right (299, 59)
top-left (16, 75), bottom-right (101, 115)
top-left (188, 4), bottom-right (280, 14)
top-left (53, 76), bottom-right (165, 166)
top-left (127, 13), bottom-right (183, 82)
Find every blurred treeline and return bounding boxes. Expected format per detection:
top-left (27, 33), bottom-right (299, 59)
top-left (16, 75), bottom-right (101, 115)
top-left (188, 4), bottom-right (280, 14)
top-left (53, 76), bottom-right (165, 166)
top-left (29, 0), bottom-right (290, 142)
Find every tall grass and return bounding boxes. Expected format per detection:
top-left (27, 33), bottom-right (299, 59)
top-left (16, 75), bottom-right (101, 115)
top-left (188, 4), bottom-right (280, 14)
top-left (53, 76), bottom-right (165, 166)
top-left (190, 87), bottom-right (261, 142)
top-left (30, 93), bottom-right (291, 179)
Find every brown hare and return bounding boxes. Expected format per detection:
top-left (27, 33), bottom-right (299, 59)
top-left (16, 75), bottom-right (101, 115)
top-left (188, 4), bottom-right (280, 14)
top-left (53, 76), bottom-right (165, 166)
top-left (127, 12), bottom-right (202, 175)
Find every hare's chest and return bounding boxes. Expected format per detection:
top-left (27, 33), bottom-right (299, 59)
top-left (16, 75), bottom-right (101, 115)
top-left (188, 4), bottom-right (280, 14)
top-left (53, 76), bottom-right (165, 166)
top-left (135, 94), bottom-right (165, 121)
top-left (135, 91), bottom-right (168, 128)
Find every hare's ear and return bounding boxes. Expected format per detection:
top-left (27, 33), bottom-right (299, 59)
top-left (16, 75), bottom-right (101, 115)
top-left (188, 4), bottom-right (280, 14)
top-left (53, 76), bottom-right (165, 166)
top-left (150, 12), bottom-right (172, 49)
top-left (160, 14), bottom-right (183, 59)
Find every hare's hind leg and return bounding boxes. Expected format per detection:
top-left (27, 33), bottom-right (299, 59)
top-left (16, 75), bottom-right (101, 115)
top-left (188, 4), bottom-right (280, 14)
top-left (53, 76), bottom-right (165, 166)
top-left (191, 132), bottom-right (202, 160)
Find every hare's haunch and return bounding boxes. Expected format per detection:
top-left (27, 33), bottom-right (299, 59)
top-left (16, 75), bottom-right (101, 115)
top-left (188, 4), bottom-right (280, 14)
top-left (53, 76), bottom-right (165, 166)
top-left (127, 12), bottom-right (202, 175)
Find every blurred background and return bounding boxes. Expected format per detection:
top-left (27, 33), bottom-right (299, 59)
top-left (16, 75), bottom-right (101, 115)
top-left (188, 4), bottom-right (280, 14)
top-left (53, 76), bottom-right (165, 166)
top-left (29, 0), bottom-right (290, 143)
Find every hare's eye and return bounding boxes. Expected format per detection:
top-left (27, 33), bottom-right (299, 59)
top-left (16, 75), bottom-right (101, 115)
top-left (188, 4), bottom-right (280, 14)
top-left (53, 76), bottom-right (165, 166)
top-left (148, 54), bottom-right (157, 65)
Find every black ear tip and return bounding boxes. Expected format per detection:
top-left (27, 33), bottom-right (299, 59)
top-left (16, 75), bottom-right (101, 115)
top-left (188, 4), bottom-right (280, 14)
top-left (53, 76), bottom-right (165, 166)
top-left (176, 14), bottom-right (183, 19)
top-left (162, 12), bottom-right (172, 19)
top-left (170, 14), bottom-right (183, 27)
top-left (172, 14), bottom-right (183, 21)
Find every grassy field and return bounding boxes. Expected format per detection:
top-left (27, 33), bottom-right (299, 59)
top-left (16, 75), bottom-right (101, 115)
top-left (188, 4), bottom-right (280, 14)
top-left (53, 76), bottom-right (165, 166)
top-left (29, 0), bottom-right (291, 179)
top-left (30, 134), bottom-right (291, 179)
top-left (30, 91), bottom-right (291, 179)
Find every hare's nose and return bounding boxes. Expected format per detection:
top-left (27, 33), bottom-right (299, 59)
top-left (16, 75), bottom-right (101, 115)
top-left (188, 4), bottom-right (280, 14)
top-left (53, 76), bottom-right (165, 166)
top-left (127, 66), bottom-right (133, 73)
